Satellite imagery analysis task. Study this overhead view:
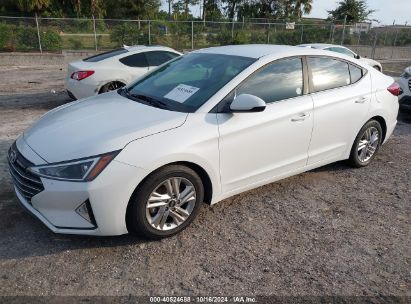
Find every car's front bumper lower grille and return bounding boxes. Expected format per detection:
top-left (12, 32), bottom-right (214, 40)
top-left (7, 143), bottom-right (44, 203)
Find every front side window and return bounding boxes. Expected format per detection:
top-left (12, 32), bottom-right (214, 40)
top-left (146, 51), bottom-right (180, 67)
top-left (119, 53), bottom-right (148, 68)
top-left (123, 53), bottom-right (255, 112)
top-left (236, 57), bottom-right (304, 103)
top-left (308, 57), bottom-right (351, 92)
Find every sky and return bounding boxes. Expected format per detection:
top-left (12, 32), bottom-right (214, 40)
top-left (160, 0), bottom-right (411, 26)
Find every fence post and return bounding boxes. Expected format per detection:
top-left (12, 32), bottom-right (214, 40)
top-left (391, 26), bottom-right (399, 59)
top-left (35, 13), bottom-right (42, 53)
top-left (331, 24), bottom-right (335, 43)
top-left (267, 23), bottom-right (270, 44)
top-left (191, 21), bottom-right (194, 50)
top-left (371, 31), bottom-right (378, 59)
top-left (148, 20), bottom-right (151, 45)
top-left (300, 23), bottom-right (304, 43)
top-left (92, 15), bottom-right (98, 51)
top-left (341, 15), bottom-right (347, 45)
top-left (231, 18), bottom-right (235, 39)
top-left (357, 30), bottom-right (361, 46)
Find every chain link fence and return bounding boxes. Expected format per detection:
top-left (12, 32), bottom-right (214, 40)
top-left (1, 16), bottom-right (411, 59)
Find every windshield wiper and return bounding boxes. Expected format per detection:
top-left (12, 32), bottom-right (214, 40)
top-left (130, 93), bottom-right (169, 110)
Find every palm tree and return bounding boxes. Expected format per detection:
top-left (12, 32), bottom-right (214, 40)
top-left (16, 0), bottom-right (51, 13)
top-left (293, 0), bottom-right (313, 18)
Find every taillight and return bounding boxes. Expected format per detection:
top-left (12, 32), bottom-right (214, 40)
top-left (387, 82), bottom-right (402, 96)
top-left (71, 70), bottom-right (94, 81)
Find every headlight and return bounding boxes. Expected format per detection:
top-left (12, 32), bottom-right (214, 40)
top-left (29, 151), bottom-right (119, 182)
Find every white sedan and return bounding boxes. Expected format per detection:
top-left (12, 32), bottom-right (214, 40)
top-left (10, 45), bottom-right (399, 239)
top-left (298, 43), bottom-right (383, 72)
top-left (65, 45), bottom-right (181, 100)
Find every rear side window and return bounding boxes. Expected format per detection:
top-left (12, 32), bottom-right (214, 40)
top-left (146, 51), bottom-right (180, 67)
top-left (349, 64), bottom-right (363, 83)
top-left (119, 53), bottom-right (148, 68)
top-left (327, 47), bottom-right (355, 58)
top-left (308, 57), bottom-right (350, 92)
top-left (236, 57), bottom-right (304, 103)
top-left (83, 48), bottom-right (128, 62)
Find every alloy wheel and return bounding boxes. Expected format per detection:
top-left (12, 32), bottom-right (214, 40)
top-left (357, 126), bottom-right (379, 163)
top-left (145, 177), bottom-right (196, 231)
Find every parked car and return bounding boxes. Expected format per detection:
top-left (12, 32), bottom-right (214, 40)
top-left (298, 43), bottom-right (383, 72)
top-left (65, 45), bottom-right (181, 100)
top-left (9, 45), bottom-right (399, 239)
top-left (398, 66), bottom-right (411, 110)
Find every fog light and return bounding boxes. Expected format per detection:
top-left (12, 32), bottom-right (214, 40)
top-left (75, 200), bottom-right (97, 227)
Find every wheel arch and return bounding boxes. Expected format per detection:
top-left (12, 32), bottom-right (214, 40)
top-left (98, 80), bottom-right (127, 94)
top-left (370, 115), bottom-right (387, 143)
top-left (128, 161), bottom-right (214, 207)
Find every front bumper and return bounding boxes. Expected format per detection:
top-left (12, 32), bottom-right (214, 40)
top-left (9, 140), bottom-right (148, 236)
top-left (399, 95), bottom-right (411, 110)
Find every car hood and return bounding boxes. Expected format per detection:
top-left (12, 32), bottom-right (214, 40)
top-left (24, 92), bottom-right (188, 163)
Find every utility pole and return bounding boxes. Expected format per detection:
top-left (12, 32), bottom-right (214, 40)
top-left (168, 0), bottom-right (172, 20)
top-left (341, 15), bottom-right (347, 45)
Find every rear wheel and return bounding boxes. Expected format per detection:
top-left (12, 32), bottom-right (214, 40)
top-left (373, 65), bottom-right (381, 72)
top-left (99, 81), bottom-right (125, 94)
top-left (127, 165), bottom-right (204, 239)
top-left (348, 120), bottom-right (382, 167)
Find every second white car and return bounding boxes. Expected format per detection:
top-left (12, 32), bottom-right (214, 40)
top-left (65, 45), bottom-right (181, 100)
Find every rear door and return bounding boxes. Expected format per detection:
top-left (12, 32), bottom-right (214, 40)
top-left (307, 56), bottom-right (371, 164)
top-left (118, 52), bottom-right (149, 82)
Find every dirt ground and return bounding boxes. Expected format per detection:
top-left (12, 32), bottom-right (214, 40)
top-left (0, 62), bottom-right (410, 299)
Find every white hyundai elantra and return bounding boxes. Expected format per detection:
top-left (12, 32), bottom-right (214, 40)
top-left (9, 45), bottom-right (399, 239)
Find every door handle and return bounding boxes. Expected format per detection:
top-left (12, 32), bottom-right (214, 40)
top-left (291, 113), bottom-right (309, 122)
top-left (355, 97), bottom-right (367, 104)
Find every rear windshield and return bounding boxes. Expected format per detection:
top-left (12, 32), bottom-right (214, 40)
top-left (83, 48), bottom-right (128, 62)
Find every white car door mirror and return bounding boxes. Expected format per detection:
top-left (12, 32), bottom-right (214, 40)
top-left (229, 94), bottom-right (266, 113)
top-left (355, 54), bottom-right (361, 59)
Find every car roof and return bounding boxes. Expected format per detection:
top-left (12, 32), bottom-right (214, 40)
top-left (298, 43), bottom-right (346, 49)
top-left (194, 44), bottom-right (342, 59)
top-left (125, 45), bottom-right (180, 53)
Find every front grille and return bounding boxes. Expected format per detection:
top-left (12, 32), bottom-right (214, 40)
top-left (7, 143), bottom-right (44, 203)
top-left (408, 79), bottom-right (411, 91)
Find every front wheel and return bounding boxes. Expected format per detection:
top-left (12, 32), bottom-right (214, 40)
top-left (348, 120), bottom-right (383, 167)
top-left (127, 165), bottom-right (204, 239)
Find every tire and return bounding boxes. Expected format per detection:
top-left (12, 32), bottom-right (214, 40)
top-left (373, 65), bottom-right (381, 72)
top-left (347, 120), bottom-right (383, 168)
top-left (99, 81), bottom-right (125, 94)
top-left (127, 165), bottom-right (204, 239)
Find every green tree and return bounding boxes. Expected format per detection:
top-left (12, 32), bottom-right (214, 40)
top-left (15, 0), bottom-right (51, 13)
top-left (328, 0), bottom-right (375, 24)
top-left (293, 0), bottom-right (312, 18)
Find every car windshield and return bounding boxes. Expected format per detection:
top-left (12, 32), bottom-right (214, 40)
top-left (121, 53), bottom-right (256, 112)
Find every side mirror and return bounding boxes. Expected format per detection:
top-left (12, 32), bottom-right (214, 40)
top-left (355, 54), bottom-right (361, 59)
top-left (229, 94), bottom-right (266, 113)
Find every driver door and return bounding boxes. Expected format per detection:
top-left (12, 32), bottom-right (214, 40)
top-left (217, 57), bottom-right (314, 193)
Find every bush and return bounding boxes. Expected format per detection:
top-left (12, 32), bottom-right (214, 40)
top-left (41, 30), bottom-right (62, 51)
top-left (67, 37), bottom-right (84, 49)
top-left (110, 23), bottom-right (142, 46)
top-left (0, 23), bottom-right (62, 52)
top-left (17, 27), bottom-right (39, 51)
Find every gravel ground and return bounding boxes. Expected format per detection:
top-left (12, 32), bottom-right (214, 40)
top-left (0, 62), bottom-right (410, 299)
